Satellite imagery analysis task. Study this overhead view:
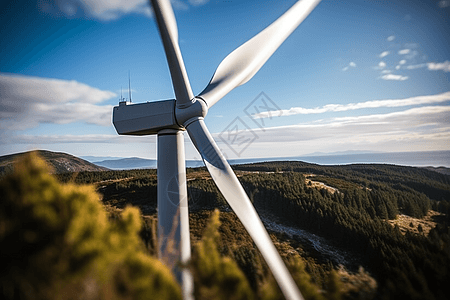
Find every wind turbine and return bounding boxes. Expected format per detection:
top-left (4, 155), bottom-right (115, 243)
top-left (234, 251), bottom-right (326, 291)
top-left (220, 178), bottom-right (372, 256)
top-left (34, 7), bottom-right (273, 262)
top-left (112, 0), bottom-right (321, 299)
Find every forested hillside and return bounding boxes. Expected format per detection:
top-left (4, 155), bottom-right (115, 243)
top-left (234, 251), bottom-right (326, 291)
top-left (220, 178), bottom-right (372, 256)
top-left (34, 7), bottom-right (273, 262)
top-left (54, 160), bottom-right (450, 299)
top-left (1, 155), bottom-right (355, 300)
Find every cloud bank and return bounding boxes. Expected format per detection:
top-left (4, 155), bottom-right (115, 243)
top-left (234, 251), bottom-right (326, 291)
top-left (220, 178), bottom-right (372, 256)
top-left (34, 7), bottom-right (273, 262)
top-left (252, 92), bottom-right (450, 118)
top-left (0, 133), bottom-right (156, 145)
top-left (218, 105), bottom-right (450, 158)
top-left (0, 73), bottom-right (116, 130)
top-left (7, 102), bottom-right (449, 158)
top-left (428, 61), bottom-right (450, 72)
top-left (254, 106), bottom-right (450, 143)
top-left (40, 0), bottom-right (208, 20)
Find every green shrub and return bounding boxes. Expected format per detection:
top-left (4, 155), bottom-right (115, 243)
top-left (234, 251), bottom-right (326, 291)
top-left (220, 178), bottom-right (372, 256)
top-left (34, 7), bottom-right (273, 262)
top-left (0, 153), bottom-right (181, 300)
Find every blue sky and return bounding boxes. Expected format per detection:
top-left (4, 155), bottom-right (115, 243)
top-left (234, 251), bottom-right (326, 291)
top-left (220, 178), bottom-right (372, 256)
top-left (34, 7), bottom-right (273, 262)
top-left (1, 0), bottom-right (449, 161)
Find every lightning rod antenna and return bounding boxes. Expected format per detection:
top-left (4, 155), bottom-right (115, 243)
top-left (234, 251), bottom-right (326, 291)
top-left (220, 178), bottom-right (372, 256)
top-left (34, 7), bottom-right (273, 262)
top-left (128, 71), bottom-right (132, 102)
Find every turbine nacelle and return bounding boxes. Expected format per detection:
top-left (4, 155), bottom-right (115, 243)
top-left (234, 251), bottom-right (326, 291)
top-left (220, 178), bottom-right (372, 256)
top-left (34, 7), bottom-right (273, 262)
top-left (113, 98), bottom-right (208, 135)
top-left (113, 99), bottom-right (178, 135)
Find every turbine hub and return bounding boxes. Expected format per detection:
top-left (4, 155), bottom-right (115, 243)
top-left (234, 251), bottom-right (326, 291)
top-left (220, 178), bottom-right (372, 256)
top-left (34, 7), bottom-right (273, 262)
top-left (175, 97), bottom-right (208, 127)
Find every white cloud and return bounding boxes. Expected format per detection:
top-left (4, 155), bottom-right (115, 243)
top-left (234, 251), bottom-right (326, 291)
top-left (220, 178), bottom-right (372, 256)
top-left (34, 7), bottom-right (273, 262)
top-left (406, 50), bottom-right (418, 60)
top-left (82, 0), bottom-right (154, 20)
top-left (378, 61), bottom-right (386, 69)
top-left (0, 73), bottom-right (116, 130)
top-left (1, 134), bottom-right (156, 145)
top-left (381, 74), bottom-right (408, 81)
top-left (406, 63), bottom-right (427, 70)
top-left (404, 61), bottom-right (450, 72)
top-left (252, 92), bottom-right (450, 118)
top-left (171, 0), bottom-right (189, 10)
top-left (41, 0), bottom-right (210, 20)
top-left (0, 73), bottom-right (114, 104)
top-left (438, 1), bottom-right (450, 8)
top-left (189, 0), bottom-right (209, 5)
top-left (387, 35), bottom-right (395, 42)
top-left (319, 106), bottom-right (450, 130)
top-left (231, 106), bottom-right (450, 156)
top-left (381, 70), bottom-right (392, 74)
top-left (41, 0), bottom-right (153, 20)
top-left (428, 61), bottom-right (450, 72)
top-left (342, 61), bottom-right (356, 71)
top-left (396, 59), bottom-right (408, 70)
top-left (398, 49), bottom-right (411, 55)
top-left (379, 51), bottom-right (390, 58)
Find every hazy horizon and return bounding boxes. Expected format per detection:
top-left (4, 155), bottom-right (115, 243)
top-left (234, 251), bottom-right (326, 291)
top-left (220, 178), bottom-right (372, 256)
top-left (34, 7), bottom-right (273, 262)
top-left (80, 150), bottom-right (450, 168)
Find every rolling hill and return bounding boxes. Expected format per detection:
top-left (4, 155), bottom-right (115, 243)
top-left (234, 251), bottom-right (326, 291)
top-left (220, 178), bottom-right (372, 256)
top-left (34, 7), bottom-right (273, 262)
top-left (0, 150), bottom-right (109, 174)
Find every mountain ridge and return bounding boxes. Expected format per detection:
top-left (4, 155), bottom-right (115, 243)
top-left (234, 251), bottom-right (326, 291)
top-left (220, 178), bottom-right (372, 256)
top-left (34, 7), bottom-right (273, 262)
top-left (0, 150), bottom-right (109, 174)
top-left (89, 150), bottom-right (450, 172)
top-left (2, 150), bottom-right (449, 175)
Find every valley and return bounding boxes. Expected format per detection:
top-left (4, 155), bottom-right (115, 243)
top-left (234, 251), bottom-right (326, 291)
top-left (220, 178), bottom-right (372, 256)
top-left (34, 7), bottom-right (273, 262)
top-left (2, 151), bottom-right (449, 299)
top-left (55, 159), bottom-right (450, 300)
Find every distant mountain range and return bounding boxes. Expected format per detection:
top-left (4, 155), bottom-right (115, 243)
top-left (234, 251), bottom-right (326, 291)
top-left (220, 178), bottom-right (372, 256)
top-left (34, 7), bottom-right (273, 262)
top-left (83, 151), bottom-right (450, 169)
top-left (1, 150), bottom-right (449, 175)
top-left (93, 157), bottom-right (157, 170)
top-left (92, 157), bottom-right (205, 170)
top-left (0, 150), bottom-right (109, 174)
top-left (90, 150), bottom-right (450, 171)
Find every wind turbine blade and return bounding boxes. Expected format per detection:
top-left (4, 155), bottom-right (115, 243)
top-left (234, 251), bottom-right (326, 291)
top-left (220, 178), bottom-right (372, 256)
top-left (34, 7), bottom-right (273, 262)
top-left (151, 0), bottom-right (194, 106)
top-left (186, 118), bottom-right (304, 300)
top-left (198, 0), bottom-right (320, 108)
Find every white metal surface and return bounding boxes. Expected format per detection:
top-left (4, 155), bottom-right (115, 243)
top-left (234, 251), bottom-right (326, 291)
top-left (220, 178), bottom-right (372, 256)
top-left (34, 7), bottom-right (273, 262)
top-left (113, 100), bottom-right (178, 135)
top-left (198, 0), bottom-right (321, 108)
top-left (157, 130), bottom-right (193, 300)
top-left (151, 0), bottom-right (194, 107)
